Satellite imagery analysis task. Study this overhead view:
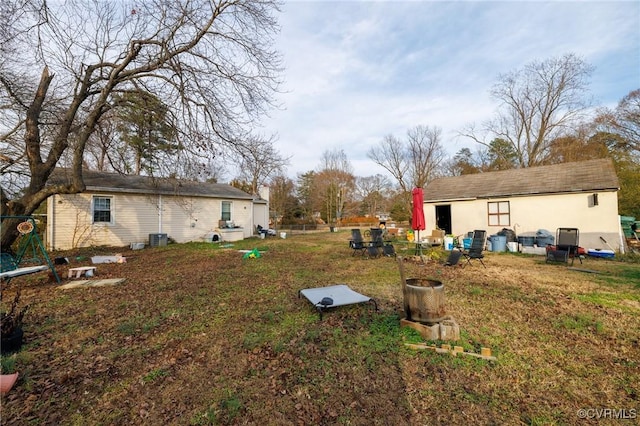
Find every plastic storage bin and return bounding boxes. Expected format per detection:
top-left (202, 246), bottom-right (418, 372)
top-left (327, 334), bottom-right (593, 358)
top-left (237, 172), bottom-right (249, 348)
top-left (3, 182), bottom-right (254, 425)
top-left (490, 235), bottom-right (507, 252)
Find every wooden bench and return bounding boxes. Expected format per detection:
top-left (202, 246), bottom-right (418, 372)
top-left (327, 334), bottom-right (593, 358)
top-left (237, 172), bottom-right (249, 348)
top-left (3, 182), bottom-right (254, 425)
top-left (67, 266), bottom-right (97, 279)
top-left (0, 253), bottom-right (50, 281)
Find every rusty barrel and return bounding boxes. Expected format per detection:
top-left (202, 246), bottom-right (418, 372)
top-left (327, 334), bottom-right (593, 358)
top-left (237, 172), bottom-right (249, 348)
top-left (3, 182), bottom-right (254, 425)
top-left (404, 278), bottom-right (446, 324)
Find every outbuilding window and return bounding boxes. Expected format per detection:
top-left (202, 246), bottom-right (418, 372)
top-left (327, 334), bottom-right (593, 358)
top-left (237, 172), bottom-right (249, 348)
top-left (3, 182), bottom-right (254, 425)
top-left (488, 201), bottom-right (510, 226)
top-left (93, 196), bottom-right (113, 224)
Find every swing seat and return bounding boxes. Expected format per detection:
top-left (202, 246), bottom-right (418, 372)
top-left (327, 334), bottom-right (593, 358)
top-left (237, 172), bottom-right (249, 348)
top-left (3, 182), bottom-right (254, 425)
top-left (0, 216), bottom-right (61, 283)
top-left (0, 253), bottom-right (49, 280)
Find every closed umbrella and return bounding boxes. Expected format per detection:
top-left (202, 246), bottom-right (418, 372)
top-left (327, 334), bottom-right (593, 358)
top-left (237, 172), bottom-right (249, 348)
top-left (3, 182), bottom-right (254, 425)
top-left (412, 187), bottom-right (426, 254)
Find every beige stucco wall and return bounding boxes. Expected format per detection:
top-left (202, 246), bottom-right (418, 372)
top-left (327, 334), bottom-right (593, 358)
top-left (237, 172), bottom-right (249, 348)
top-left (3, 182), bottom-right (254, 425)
top-left (423, 190), bottom-right (622, 250)
top-left (253, 203), bottom-right (269, 230)
top-left (253, 186), bottom-right (270, 231)
top-left (47, 192), bottom-right (254, 250)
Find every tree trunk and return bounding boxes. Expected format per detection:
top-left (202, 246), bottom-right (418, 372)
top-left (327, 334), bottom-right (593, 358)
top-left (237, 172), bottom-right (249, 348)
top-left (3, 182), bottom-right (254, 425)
top-left (0, 67), bottom-right (55, 252)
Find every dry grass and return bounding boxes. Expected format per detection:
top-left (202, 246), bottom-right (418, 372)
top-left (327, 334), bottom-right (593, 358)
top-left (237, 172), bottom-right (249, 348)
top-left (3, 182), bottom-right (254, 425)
top-left (1, 230), bottom-right (639, 425)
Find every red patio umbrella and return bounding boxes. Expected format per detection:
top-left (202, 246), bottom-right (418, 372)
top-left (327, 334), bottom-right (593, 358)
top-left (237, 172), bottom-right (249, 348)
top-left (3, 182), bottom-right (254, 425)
top-left (412, 187), bottom-right (426, 254)
top-left (412, 187), bottom-right (426, 231)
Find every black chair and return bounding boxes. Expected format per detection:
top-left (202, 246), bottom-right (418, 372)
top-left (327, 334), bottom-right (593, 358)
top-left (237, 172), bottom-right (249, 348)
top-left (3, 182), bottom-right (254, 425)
top-left (462, 230), bottom-right (487, 268)
top-left (547, 228), bottom-right (581, 265)
top-left (444, 249), bottom-right (463, 266)
top-left (369, 228), bottom-right (384, 245)
top-left (349, 229), bottom-right (367, 256)
top-left (367, 228), bottom-right (385, 258)
top-left (382, 243), bottom-right (396, 257)
top-left (366, 244), bottom-right (381, 258)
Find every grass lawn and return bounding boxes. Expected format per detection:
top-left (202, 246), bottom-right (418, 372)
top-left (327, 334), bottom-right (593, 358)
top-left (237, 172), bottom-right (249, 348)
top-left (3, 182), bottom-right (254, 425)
top-left (1, 230), bottom-right (639, 425)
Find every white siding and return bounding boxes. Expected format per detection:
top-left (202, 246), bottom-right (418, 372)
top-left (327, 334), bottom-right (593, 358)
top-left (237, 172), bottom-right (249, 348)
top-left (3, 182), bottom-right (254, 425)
top-left (47, 192), bottom-right (254, 250)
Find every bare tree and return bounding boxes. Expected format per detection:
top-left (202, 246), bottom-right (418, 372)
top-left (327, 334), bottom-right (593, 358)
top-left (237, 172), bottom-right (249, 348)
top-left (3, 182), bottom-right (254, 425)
top-left (83, 115), bottom-right (125, 172)
top-left (595, 89), bottom-right (640, 154)
top-left (0, 0), bottom-right (282, 249)
top-left (234, 134), bottom-right (290, 195)
top-left (315, 149), bottom-right (354, 225)
top-left (462, 53), bottom-right (594, 167)
top-left (368, 125), bottom-right (445, 191)
top-left (367, 134), bottom-right (409, 193)
top-left (545, 126), bottom-right (609, 165)
top-left (355, 174), bottom-right (392, 217)
top-left (406, 125), bottom-right (447, 187)
top-left (268, 174), bottom-right (297, 225)
top-left (368, 125), bottom-right (445, 220)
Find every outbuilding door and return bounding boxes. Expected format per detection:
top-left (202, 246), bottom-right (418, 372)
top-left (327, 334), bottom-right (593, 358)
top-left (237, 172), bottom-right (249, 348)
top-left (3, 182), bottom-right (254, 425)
top-left (435, 204), bottom-right (451, 235)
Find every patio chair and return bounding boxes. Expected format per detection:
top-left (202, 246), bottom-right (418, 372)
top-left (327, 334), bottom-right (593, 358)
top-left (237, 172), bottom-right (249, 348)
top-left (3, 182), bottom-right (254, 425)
top-left (546, 228), bottom-right (581, 265)
top-left (366, 244), bottom-right (381, 258)
top-left (368, 228), bottom-right (385, 257)
top-left (370, 228), bottom-right (384, 244)
top-left (349, 229), bottom-right (367, 256)
top-left (461, 230), bottom-right (487, 268)
top-left (443, 249), bottom-right (463, 266)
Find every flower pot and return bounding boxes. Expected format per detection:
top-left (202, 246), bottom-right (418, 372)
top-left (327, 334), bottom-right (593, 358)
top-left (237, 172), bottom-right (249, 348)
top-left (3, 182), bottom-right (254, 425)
top-left (1, 326), bottom-right (24, 354)
top-left (0, 373), bottom-right (19, 395)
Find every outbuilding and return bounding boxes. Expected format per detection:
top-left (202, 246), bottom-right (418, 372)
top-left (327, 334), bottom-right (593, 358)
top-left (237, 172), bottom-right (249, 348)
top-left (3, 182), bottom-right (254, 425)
top-left (422, 158), bottom-right (622, 251)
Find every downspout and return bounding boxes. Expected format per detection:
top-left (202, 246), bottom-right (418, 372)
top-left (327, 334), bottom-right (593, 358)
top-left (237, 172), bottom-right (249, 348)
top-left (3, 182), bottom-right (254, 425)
top-left (250, 197), bottom-right (255, 238)
top-left (618, 217), bottom-right (626, 254)
top-left (49, 194), bottom-right (55, 250)
top-left (158, 194), bottom-right (163, 233)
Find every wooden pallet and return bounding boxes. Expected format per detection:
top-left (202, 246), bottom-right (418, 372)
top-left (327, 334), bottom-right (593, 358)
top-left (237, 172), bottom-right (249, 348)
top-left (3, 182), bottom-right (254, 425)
top-left (404, 342), bottom-right (496, 361)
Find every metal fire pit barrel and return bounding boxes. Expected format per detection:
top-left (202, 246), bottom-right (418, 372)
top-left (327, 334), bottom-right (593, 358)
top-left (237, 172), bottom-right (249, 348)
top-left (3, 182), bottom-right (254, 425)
top-left (404, 278), bottom-right (446, 324)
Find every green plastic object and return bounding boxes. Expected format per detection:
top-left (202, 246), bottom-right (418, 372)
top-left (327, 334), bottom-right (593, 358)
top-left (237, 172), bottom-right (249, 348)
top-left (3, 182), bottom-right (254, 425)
top-left (242, 248), bottom-right (261, 259)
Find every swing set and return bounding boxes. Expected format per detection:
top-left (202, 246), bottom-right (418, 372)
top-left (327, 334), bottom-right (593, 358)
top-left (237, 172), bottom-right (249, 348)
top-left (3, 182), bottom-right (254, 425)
top-left (0, 216), bottom-right (61, 284)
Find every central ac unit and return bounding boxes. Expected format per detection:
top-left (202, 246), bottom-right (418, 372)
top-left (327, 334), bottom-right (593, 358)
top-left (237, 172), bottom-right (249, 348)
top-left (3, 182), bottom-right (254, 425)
top-left (149, 233), bottom-right (168, 247)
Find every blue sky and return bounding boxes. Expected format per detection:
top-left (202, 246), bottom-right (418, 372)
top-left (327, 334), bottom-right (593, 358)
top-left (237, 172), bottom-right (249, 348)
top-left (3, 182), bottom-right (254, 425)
top-left (263, 0), bottom-right (640, 178)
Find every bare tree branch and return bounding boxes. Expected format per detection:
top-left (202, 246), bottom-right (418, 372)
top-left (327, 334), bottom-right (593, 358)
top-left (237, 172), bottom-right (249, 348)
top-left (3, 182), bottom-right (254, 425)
top-left (0, 0), bottom-right (283, 249)
top-left (233, 133), bottom-right (290, 195)
top-left (462, 53), bottom-right (593, 167)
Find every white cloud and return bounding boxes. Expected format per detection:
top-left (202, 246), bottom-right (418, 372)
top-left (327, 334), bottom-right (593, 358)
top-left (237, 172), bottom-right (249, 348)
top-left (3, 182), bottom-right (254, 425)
top-left (264, 1), bottom-right (640, 178)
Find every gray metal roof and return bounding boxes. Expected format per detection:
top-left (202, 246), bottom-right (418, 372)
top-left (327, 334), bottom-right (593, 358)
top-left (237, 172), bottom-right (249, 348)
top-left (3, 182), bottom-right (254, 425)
top-left (49, 169), bottom-right (254, 200)
top-left (423, 158), bottom-right (619, 202)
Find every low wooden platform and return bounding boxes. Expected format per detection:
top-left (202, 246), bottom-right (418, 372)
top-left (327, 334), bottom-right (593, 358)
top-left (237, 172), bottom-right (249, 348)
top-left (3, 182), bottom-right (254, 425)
top-left (68, 266), bottom-right (97, 279)
top-left (58, 278), bottom-right (125, 290)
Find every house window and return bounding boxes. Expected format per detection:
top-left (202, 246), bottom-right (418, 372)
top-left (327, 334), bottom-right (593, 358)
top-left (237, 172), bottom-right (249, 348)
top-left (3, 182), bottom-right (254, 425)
top-left (488, 201), bottom-right (510, 226)
top-left (221, 201), bottom-right (231, 221)
top-left (93, 196), bottom-right (113, 223)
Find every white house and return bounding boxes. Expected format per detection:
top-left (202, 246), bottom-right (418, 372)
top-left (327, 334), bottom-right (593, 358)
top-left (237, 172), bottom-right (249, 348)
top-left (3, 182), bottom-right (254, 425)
top-left (422, 158), bottom-right (622, 251)
top-left (46, 169), bottom-right (268, 250)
